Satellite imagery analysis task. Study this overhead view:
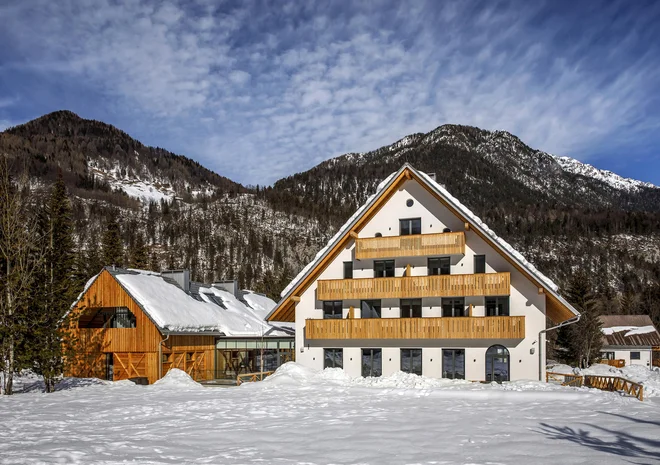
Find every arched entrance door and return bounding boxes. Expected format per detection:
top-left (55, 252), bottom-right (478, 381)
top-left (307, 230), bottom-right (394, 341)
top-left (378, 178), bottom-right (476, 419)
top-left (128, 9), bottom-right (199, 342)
top-left (486, 345), bottom-right (510, 382)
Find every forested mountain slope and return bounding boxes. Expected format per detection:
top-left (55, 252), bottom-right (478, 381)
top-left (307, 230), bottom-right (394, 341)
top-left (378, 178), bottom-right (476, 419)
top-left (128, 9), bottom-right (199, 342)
top-left (2, 112), bottom-right (658, 325)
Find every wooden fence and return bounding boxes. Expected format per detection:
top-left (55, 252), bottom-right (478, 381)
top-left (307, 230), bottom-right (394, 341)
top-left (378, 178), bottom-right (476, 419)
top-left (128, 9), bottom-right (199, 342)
top-left (602, 359), bottom-right (625, 368)
top-left (546, 371), bottom-right (644, 401)
top-left (236, 371), bottom-right (274, 386)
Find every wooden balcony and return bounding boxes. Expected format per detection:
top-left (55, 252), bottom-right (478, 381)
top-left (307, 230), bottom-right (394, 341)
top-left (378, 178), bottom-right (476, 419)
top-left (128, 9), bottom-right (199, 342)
top-left (355, 231), bottom-right (465, 260)
top-left (317, 272), bottom-right (510, 300)
top-left (306, 316), bottom-right (525, 340)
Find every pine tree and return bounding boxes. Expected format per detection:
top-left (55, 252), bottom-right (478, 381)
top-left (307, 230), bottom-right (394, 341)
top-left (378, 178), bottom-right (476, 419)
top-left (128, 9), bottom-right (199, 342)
top-left (27, 174), bottom-right (78, 392)
top-left (102, 214), bottom-right (123, 267)
top-left (560, 273), bottom-right (603, 368)
top-left (130, 233), bottom-right (148, 269)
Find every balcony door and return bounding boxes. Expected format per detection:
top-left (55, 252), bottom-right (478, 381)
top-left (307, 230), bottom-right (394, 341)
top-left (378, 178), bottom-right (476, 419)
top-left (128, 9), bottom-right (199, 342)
top-left (442, 298), bottom-right (466, 317)
top-left (485, 345), bottom-right (509, 383)
top-left (442, 349), bottom-right (465, 379)
top-left (400, 218), bottom-right (421, 236)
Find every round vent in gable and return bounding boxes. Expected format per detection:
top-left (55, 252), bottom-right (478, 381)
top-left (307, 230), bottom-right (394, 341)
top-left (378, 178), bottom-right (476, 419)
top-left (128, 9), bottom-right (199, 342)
top-left (406, 199), bottom-right (414, 207)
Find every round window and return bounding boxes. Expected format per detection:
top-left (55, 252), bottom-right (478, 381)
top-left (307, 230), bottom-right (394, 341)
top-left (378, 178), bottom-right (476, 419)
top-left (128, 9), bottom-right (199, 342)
top-left (406, 199), bottom-right (414, 207)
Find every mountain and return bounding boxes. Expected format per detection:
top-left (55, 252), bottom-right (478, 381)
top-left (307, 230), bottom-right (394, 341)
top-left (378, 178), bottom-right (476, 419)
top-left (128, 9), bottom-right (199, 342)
top-left (2, 112), bottom-right (659, 326)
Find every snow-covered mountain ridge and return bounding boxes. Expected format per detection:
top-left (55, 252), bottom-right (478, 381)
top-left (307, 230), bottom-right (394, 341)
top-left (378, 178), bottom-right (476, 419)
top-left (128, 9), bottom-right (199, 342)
top-left (553, 155), bottom-right (656, 192)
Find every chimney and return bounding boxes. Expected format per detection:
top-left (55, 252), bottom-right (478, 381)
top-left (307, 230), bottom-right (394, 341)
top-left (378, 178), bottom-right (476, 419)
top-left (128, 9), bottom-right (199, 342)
top-left (213, 280), bottom-right (239, 298)
top-left (161, 269), bottom-right (190, 292)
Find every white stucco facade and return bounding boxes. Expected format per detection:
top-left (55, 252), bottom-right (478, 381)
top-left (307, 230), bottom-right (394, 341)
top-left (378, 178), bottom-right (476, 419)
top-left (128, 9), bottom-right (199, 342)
top-left (601, 348), bottom-right (653, 368)
top-left (290, 177), bottom-right (556, 382)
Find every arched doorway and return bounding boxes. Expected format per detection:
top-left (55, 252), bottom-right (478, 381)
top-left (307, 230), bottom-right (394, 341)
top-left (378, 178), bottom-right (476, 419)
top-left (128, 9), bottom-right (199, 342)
top-left (486, 345), bottom-right (510, 382)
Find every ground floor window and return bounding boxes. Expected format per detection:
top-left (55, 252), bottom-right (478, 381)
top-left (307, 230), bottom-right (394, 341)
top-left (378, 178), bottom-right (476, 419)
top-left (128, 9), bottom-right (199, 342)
top-left (486, 345), bottom-right (509, 383)
top-left (362, 349), bottom-right (382, 377)
top-left (630, 351), bottom-right (641, 360)
top-left (324, 348), bottom-right (343, 369)
top-left (601, 351), bottom-right (615, 360)
top-left (401, 349), bottom-right (422, 375)
top-left (442, 349), bottom-right (465, 379)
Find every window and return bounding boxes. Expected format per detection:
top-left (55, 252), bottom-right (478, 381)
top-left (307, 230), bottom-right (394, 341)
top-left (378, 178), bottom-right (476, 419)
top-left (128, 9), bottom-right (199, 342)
top-left (401, 349), bottom-right (422, 375)
top-left (486, 297), bottom-right (510, 316)
top-left (323, 301), bottom-right (343, 319)
top-left (361, 300), bottom-right (382, 319)
top-left (343, 261), bottom-right (353, 279)
top-left (400, 218), bottom-right (421, 236)
top-left (442, 298), bottom-right (466, 317)
top-left (443, 349), bottom-right (465, 379)
top-left (374, 260), bottom-right (395, 278)
top-left (428, 257), bottom-right (450, 276)
top-left (362, 349), bottom-right (382, 377)
top-left (400, 299), bottom-right (422, 318)
top-left (406, 199), bottom-right (414, 207)
top-left (324, 349), bottom-right (343, 369)
top-left (631, 352), bottom-right (641, 360)
top-left (474, 255), bottom-right (486, 274)
top-left (79, 307), bottom-right (137, 328)
top-left (601, 352), bottom-right (615, 361)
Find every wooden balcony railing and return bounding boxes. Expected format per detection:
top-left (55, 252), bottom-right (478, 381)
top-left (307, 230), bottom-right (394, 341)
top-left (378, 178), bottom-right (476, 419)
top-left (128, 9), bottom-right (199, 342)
top-left (306, 316), bottom-right (525, 340)
top-left (317, 272), bottom-right (510, 300)
top-left (355, 231), bottom-right (465, 259)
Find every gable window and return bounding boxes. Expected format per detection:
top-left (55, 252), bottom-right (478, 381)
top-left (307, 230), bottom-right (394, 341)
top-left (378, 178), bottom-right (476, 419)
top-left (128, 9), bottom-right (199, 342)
top-left (343, 261), bottom-right (353, 279)
top-left (630, 352), bottom-right (641, 360)
top-left (401, 299), bottom-right (422, 318)
top-left (79, 307), bottom-right (137, 329)
top-left (323, 301), bottom-right (343, 319)
top-left (400, 218), bottom-right (422, 236)
top-left (324, 348), bottom-right (343, 369)
top-left (474, 255), bottom-right (486, 274)
top-left (401, 349), bottom-right (422, 375)
top-left (361, 300), bottom-right (382, 319)
top-left (374, 260), bottom-right (395, 278)
top-left (362, 349), bottom-right (382, 377)
top-left (442, 298), bottom-right (466, 317)
top-left (486, 297), bottom-right (510, 316)
top-left (428, 257), bottom-right (450, 276)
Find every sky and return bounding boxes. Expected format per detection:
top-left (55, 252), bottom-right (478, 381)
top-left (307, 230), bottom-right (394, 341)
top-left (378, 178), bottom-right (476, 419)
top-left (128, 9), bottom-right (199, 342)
top-left (0, 0), bottom-right (659, 186)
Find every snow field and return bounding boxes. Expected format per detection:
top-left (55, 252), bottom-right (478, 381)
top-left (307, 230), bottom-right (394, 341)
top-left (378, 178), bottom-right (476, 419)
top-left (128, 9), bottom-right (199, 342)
top-left (1, 365), bottom-right (659, 464)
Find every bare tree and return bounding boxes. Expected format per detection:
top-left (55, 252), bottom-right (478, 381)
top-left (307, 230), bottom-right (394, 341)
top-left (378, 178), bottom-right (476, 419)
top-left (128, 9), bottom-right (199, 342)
top-left (0, 155), bottom-right (43, 395)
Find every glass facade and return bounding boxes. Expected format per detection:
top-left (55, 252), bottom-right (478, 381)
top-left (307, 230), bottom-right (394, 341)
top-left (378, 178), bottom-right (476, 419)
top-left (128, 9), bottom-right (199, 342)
top-left (215, 339), bottom-right (294, 379)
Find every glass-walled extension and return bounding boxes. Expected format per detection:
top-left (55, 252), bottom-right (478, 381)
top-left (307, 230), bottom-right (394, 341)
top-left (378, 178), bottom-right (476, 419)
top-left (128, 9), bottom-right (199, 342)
top-left (215, 338), bottom-right (295, 379)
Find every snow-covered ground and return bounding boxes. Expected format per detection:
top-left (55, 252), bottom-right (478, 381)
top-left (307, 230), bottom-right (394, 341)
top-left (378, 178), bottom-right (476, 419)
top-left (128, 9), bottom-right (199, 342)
top-left (1, 364), bottom-right (659, 464)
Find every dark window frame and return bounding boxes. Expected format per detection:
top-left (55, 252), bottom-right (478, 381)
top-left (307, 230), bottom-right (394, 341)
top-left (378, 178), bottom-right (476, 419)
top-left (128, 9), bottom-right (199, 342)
top-left (343, 261), bottom-right (353, 279)
top-left (361, 348), bottom-right (382, 377)
top-left (442, 349), bottom-right (465, 379)
top-left (428, 257), bottom-right (451, 276)
top-left (485, 296), bottom-right (510, 316)
top-left (400, 298), bottom-right (422, 318)
top-left (474, 254), bottom-right (486, 274)
top-left (399, 218), bottom-right (422, 236)
top-left (374, 260), bottom-right (395, 278)
top-left (323, 301), bottom-right (343, 319)
top-left (324, 348), bottom-right (343, 369)
top-left (442, 298), bottom-right (467, 317)
top-left (80, 306), bottom-right (137, 329)
top-left (360, 300), bottom-right (382, 319)
top-left (401, 348), bottom-right (423, 375)
top-left (630, 351), bottom-right (641, 360)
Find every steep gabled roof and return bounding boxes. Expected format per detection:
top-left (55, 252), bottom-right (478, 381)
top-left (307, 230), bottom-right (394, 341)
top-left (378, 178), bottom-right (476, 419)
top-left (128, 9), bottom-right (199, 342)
top-left (72, 267), bottom-right (294, 336)
top-left (599, 315), bottom-right (660, 347)
top-left (267, 163), bottom-right (580, 324)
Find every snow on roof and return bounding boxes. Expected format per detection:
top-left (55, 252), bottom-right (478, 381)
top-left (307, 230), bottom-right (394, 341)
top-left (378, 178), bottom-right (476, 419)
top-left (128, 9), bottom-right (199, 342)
top-left (106, 268), bottom-right (291, 336)
top-left (278, 164), bottom-right (560, 303)
top-left (601, 326), bottom-right (657, 337)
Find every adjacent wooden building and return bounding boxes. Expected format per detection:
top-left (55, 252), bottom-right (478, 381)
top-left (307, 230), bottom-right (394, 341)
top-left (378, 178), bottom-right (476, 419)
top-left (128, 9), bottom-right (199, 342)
top-left (65, 268), bottom-right (294, 384)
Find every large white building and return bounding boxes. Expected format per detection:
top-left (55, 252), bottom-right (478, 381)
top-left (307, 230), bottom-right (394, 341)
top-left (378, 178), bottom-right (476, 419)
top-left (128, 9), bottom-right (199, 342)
top-left (267, 164), bottom-right (580, 382)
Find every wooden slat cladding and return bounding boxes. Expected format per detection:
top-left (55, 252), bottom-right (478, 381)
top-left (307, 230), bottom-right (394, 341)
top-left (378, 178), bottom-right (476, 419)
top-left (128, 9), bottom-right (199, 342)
top-left (355, 231), bottom-right (465, 259)
top-left (317, 272), bottom-right (510, 300)
top-left (306, 316), bottom-right (525, 340)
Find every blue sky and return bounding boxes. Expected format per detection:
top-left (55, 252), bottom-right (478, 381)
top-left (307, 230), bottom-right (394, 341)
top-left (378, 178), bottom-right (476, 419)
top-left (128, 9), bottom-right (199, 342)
top-left (1, 0), bottom-right (659, 186)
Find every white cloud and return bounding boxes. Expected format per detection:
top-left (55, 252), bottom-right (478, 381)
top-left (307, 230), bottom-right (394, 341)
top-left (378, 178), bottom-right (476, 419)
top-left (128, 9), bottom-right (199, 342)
top-left (1, 0), bottom-right (659, 184)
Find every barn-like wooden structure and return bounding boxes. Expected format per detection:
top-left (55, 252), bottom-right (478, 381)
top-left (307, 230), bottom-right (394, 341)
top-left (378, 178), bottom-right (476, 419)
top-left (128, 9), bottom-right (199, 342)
top-left (64, 267), bottom-right (294, 384)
